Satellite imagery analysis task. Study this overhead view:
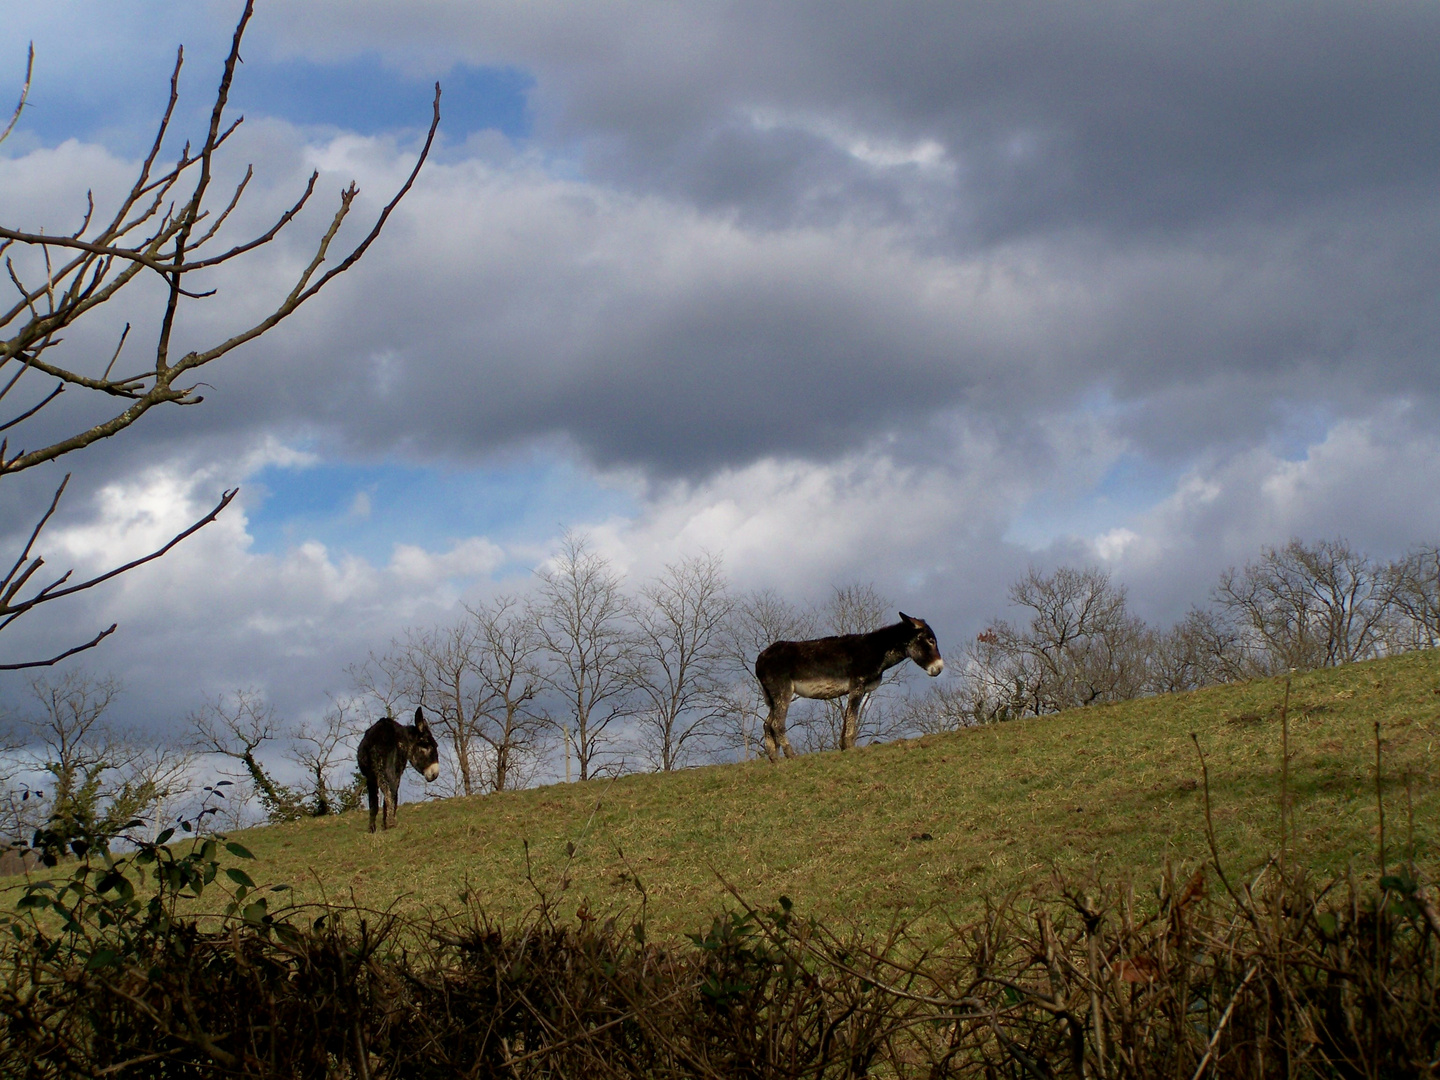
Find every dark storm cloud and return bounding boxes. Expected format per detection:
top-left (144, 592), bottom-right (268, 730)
top-left (183, 170), bottom-right (1437, 479)
top-left (9, 2), bottom-right (1440, 480)
top-left (526, 1), bottom-right (1440, 242)
top-left (269, 2), bottom-right (1440, 232)
top-left (201, 0), bottom-right (1436, 479)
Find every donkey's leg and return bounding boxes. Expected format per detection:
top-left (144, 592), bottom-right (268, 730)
top-left (382, 779), bottom-right (399, 830)
top-left (765, 695), bottom-right (797, 762)
top-left (841, 690), bottom-right (865, 750)
top-left (365, 774), bottom-right (380, 833)
top-left (761, 683), bottom-right (783, 763)
top-left (773, 692), bottom-right (797, 759)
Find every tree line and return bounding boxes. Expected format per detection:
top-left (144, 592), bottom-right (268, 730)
top-left (964, 538), bottom-right (1440, 722)
top-left (3, 534), bottom-right (1438, 843)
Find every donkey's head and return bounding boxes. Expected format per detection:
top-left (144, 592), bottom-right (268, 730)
top-left (408, 707), bottom-right (441, 783)
top-left (900, 613), bottom-right (944, 676)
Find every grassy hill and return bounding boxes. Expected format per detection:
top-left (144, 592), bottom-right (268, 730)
top-left (206, 651), bottom-right (1439, 937)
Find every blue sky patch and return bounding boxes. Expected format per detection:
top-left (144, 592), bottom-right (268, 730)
top-left (1003, 452), bottom-right (1180, 552)
top-left (0, 35), bottom-right (532, 154)
top-left (231, 55), bottom-right (533, 140)
top-left (244, 456), bottom-right (636, 570)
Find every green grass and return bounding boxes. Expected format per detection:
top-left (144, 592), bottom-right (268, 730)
top-left (22, 652), bottom-right (1440, 939)
top-left (223, 651), bottom-right (1440, 937)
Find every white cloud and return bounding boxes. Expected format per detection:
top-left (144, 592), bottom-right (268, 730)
top-left (389, 537), bottom-right (505, 582)
top-left (1094, 528), bottom-right (1138, 561)
top-left (1064, 405), bottom-right (1440, 621)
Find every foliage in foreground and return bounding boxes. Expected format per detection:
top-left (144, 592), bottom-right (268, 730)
top-left (0, 832), bottom-right (1437, 1076)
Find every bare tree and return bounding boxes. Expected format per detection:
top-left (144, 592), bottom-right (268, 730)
top-left (288, 698), bottom-right (365, 817)
top-left (969, 566), bottom-right (1148, 718)
top-left (356, 598), bottom-right (550, 796)
top-left (1383, 545), bottom-right (1440, 650)
top-left (533, 533), bottom-right (639, 781)
top-left (0, 699), bottom-right (42, 844)
top-left (16, 673), bottom-right (192, 851)
top-left (1216, 538), bottom-right (1391, 672)
top-left (467, 596), bottom-right (549, 792)
top-left (713, 588), bottom-right (818, 760)
top-left (1145, 606), bottom-right (1249, 694)
top-left (189, 689), bottom-right (303, 824)
top-left (886, 679), bottom-right (985, 736)
top-left (0, 3), bottom-right (439, 669)
top-left (632, 553), bottom-right (733, 771)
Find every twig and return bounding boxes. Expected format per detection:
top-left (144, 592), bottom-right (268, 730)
top-left (1189, 964), bottom-right (1259, 1080)
top-left (1190, 733), bottom-right (1254, 926)
top-left (0, 42), bottom-right (32, 146)
top-left (0, 622), bottom-right (116, 670)
top-left (1374, 721), bottom-right (1385, 876)
top-left (1280, 672), bottom-right (1292, 874)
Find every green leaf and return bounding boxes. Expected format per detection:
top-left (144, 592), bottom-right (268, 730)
top-left (96, 870), bottom-right (127, 896)
top-left (1380, 874), bottom-right (1418, 896)
top-left (86, 949), bottom-right (117, 970)
top-left (225, 841), bottom-right (255, 860)
top-left (225, 867), bottom-right (256, 889)
top-left (155, 828), bottom-right (175, 846)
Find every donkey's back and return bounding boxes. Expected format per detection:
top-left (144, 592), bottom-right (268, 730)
top-left (756, 632), bottom-right (896, 694)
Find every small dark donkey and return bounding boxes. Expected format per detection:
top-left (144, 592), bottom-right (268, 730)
top-left (357, 707), bottom-right (441, 832)
top-left (755, 613), bottom-right (943, 762)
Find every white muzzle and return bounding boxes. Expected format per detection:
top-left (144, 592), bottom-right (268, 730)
top-left (926, 658), bottom-right (945, 676)
top-left (423, 763), bottom-right (440, 782)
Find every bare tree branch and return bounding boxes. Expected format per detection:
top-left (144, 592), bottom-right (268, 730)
top-left (0, 42), bottom-right (32, 146)
top-left (0, 486), bottom-right (237, 664)
top-left (0, 624), bottom-right (117, 672)
top-left (0, 7), bottom-right (437, 668)
top-left (0, 4), bottom-right (441, 476)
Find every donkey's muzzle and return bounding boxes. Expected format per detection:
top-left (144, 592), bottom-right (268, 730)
top-left (926, 658), bottom-right (944, 676)
top-left (423, 763), bottom-right (440, 782)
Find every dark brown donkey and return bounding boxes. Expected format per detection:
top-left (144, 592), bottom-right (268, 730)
top-left (357, 707), bottom-right (441, 832)
top-left (755, 613), bottom-right (943, 761)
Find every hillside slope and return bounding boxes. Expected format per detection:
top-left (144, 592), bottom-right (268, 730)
top-left (233, 651), bottom-right (1439, 936)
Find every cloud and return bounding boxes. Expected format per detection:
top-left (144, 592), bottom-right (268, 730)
top-left (264, 2), bottom-right (1440, 237)
top-left (41, 116), bottom-right (1419, 489)
top-left (1067, 405), bottom-right (1440, 621)
top-left (0, 461), bottom-right (512, 726)
top-left (389, 536), bottom-right (504, 582)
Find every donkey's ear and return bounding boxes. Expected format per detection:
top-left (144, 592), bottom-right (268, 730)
top-left (899, 611), bottom-right (918, 626)
top-left (414, 706), bottom-right (427, 730)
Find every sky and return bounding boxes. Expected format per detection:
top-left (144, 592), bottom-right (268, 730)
top-left (2, 1), bottom-right (1439, 737)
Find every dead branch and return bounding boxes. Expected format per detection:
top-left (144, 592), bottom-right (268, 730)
top-left (0, 2), bottom-right (438, 669)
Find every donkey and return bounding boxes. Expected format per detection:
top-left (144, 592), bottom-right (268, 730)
top-left (357, 707), bottom-right (441, 832)
top-left (755, 613), bottom-right (943, 762)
